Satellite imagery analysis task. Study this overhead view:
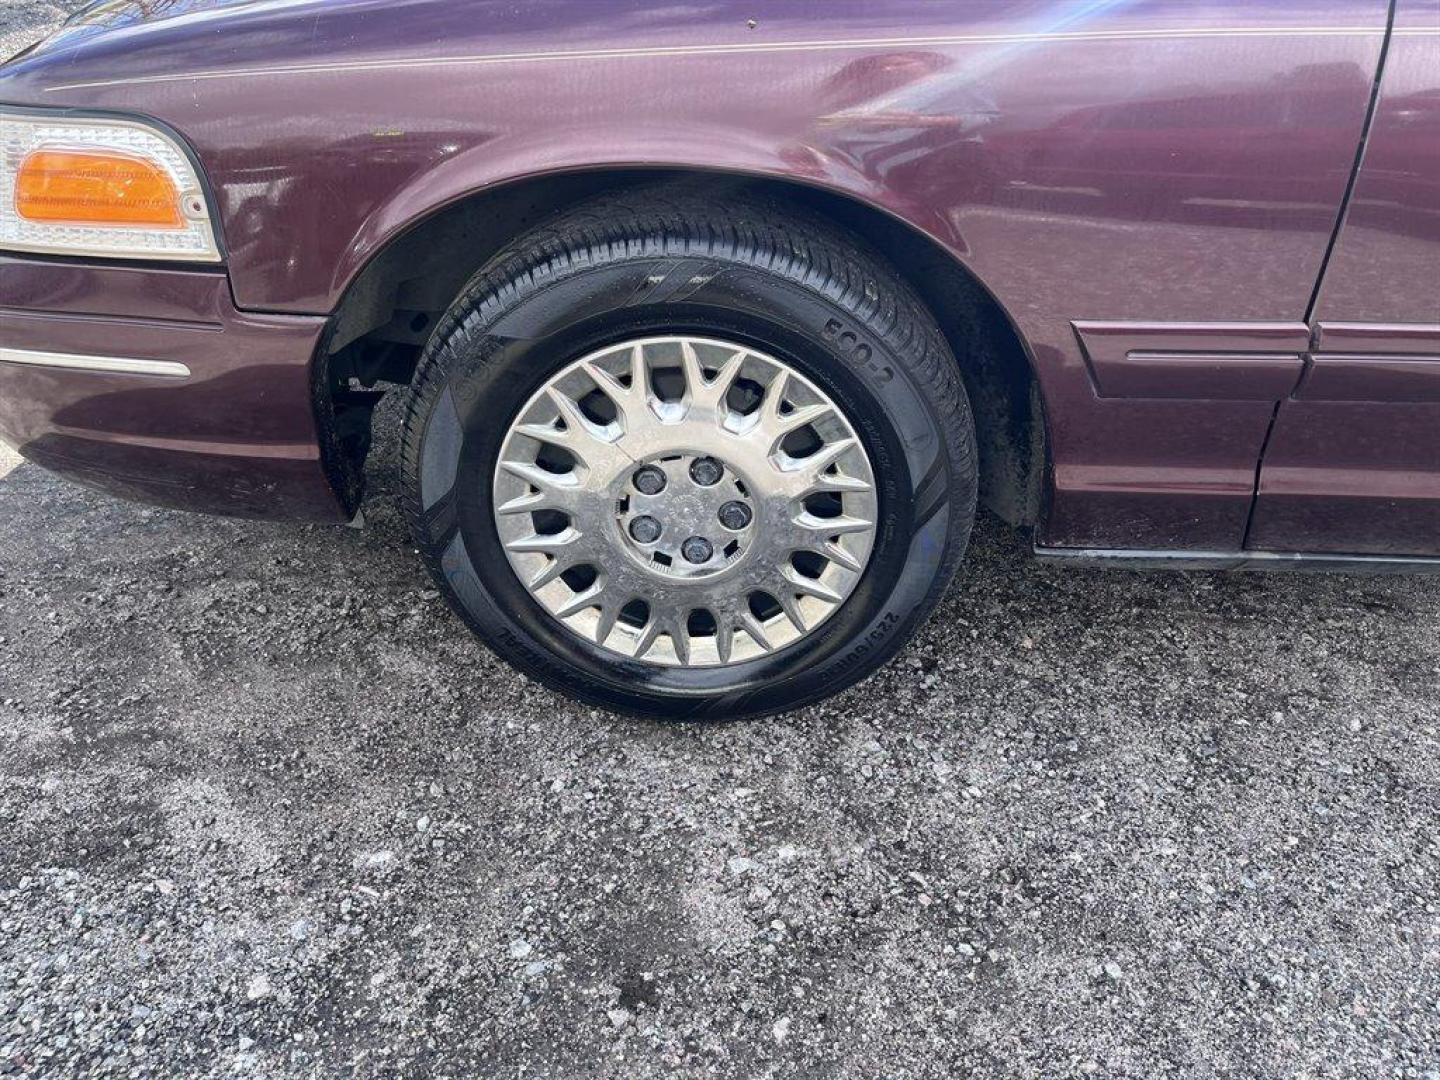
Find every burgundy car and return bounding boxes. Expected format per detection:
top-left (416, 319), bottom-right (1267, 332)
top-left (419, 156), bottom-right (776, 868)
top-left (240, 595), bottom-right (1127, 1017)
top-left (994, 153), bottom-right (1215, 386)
top-left (1, 1), bottom-right (1436, 718)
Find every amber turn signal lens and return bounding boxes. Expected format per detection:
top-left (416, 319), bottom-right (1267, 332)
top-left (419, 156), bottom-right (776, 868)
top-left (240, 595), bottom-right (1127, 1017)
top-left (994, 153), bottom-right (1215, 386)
top-left (15, 149), bottom-right (183, 228)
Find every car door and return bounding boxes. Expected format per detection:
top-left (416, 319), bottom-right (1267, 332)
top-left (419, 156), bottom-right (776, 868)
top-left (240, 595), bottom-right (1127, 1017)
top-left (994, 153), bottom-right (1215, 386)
top-left (1248, 0), bottom-right (1440, 556)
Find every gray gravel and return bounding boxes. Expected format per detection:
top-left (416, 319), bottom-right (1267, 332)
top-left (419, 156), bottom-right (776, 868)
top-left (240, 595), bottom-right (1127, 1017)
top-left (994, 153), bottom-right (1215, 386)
top-left (5, 396), bottom-right (1440, 1078)
top-left (3, 6), bottom-right (1440, 1077)
top-left (0, 0), bottom-right (65, 61)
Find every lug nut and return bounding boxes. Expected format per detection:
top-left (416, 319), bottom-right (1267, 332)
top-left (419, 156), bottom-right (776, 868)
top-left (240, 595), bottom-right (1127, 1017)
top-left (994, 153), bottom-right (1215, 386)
top-left (718, 501), bottom-right (753, 530)
top-left (689, 456), bottom-right (724, 487)
top-left (633, 465), bottom-right (667, 495)
top-left (681, 536), bottom-right (714, 564)
top-left (630, 516), bottom-right (662, 544)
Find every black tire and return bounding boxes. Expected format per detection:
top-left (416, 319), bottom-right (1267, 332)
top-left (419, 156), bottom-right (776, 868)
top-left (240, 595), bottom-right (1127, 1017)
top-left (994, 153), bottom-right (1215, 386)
top-left (399, 186), bottom-right (977, 719)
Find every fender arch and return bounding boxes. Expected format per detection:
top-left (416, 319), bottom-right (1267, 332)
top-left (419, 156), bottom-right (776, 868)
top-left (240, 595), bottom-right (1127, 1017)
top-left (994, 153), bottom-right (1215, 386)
top-left (325, 121), bottom-right (975, 308)
top-left (319, 153), bottom-right (1048, 529)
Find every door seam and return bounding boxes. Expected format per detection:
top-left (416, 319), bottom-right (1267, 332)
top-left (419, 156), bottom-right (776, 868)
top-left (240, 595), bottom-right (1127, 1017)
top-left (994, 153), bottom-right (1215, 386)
top-left (1240, 399), bottom-right (1283, 550)
top-left (1246, 0), bottom-right (1398, 549)
top-left (1303, 0), bottom-right (1399, 324)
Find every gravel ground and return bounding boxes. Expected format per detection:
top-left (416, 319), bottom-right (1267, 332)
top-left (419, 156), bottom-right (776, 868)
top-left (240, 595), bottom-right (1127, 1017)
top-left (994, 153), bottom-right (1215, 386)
top-left (0, 0), bottom-right (65, 61)
top-left (3, 6), bottom-right (1440, 1078)
top-left (4, 403), bottom-right (1440, 1080)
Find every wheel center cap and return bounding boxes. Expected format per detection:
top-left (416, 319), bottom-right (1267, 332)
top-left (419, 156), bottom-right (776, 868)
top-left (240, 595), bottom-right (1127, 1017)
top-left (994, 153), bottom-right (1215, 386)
top-left (617, 454), bottom-right (754, 581)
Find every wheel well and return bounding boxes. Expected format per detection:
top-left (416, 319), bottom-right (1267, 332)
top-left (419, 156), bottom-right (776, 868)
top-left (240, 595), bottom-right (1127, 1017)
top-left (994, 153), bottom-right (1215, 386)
top-left (319, 170), bottom-right (1045, 526)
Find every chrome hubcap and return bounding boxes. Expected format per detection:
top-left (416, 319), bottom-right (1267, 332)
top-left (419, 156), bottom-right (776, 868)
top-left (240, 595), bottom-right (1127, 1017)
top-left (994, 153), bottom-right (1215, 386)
top-left (493, 336), bottom-right (877, 667)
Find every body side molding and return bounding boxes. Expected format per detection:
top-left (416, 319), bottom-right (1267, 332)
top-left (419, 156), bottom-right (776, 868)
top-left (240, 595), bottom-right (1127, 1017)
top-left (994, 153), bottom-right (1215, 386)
top-left (0, 346), bottom-right (191, 379)
top-left (1033, 545), bottom-right (1440, 574)
top-left (1072, 322), bottom-right (1311, 400)
top-left (1297, 322), bottom-right (1440, 402)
